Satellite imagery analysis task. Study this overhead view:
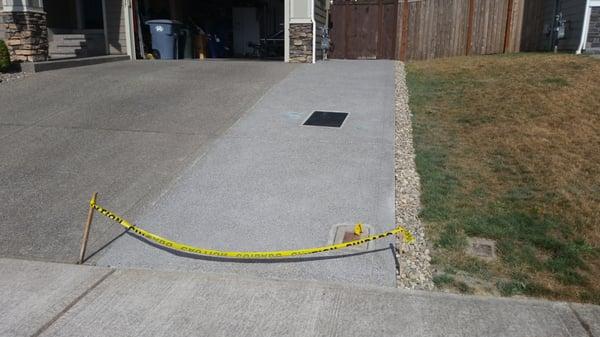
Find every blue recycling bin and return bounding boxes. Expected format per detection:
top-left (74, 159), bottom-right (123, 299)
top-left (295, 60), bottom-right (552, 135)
top-left (146, 19), bottom-right (182, 59)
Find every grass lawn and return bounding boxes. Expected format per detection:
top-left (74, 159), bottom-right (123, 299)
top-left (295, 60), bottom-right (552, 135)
top-left (406, 53), bottom-right (600, 304)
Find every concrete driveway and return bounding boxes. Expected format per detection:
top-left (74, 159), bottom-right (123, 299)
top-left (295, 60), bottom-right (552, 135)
top-left (95, 60), bottom-right (399, 287)
top-left (0, 60), bottom-right (296, 263)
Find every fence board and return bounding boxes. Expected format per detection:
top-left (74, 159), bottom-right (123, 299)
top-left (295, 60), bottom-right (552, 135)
top-left (330, 0), bottom-right (535, 61)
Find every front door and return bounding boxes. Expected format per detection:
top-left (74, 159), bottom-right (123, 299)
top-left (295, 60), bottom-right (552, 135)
top-left (82, 0), bottom-right (104, 29)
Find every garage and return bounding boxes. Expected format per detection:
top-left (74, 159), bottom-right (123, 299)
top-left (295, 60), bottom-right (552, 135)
top-left (1, 0), bottom-right (326, 64)
top-left (133, 0), bottom-right (286, 60)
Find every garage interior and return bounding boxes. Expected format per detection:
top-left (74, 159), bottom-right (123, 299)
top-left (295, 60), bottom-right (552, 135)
top-left (135, 0), bottom-right (285, 60)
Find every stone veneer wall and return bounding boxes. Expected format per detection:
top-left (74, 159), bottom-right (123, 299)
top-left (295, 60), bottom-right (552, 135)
top-left (289, 23), bottom-right (313, 63)
top-left (1, 11), bottom-right (48, 62)
top-left (586, 7), bottom-right (600, 53)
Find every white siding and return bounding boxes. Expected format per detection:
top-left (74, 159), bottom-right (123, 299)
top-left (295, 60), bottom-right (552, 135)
top-left (105, 0), bottom-right (126, 54)
top-left (314, 0), bottom-right (326, 60)
top-left (0, 3), bottom-right (4, 40)
top-left (291, 0), bottom-right (311, 21)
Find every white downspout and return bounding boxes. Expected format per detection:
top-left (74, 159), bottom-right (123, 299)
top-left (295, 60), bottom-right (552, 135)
top-left (284, 0), bottom-right (290, 62)
top-left (123, 0), bottom-right (136, 59)
top-left (311, 0), bottom-right (316, 63)
top-left (576, 0), bottom-right (591, 54)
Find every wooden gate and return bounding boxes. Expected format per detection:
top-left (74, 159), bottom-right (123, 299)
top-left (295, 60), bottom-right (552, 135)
top-left (329, 0), bottom-right (398, 59)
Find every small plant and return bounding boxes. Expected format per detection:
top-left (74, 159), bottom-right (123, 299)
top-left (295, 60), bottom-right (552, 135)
top-left (455, 281), bottom-right (472, 294)
top-left (0, 40), bottom-right (10, 73)
top-left (496, 280), bottom-right (526, 297)
top-left (432, 273), bottom-right (454, 287)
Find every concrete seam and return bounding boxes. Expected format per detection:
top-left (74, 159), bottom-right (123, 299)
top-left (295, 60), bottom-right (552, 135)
top-left (222, 134), bottom-right (388, 146)
top-left (0, 123), bottom-right (204, 137)
top-left (568, 303), bottom-right (595, 337)
top-left (134, 66), bottom-right (303, 205)
top-left (29, 269), bottom-right (116, 337)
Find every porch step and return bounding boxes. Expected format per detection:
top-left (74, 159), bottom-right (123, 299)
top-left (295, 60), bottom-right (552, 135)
top-left (49, 33), bottom-right (106, 59)
top-left (18, 55), bottom-right (130, 73)
top-left (52, 41), bottom-right (87, 48)
top-left (48, 53), bottom-right (79, 60)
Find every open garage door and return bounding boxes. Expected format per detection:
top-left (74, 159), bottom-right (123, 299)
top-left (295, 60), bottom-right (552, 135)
top-left (134, 0), bottom-right (284, 60)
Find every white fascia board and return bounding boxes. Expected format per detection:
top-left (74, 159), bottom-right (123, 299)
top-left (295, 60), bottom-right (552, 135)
top-left (289, 18), bottom-right (313, 24)
top-left (311, 0), bottom-right (316, 63)
top-left (123, 0), bottom-right (136, 59)
top-left (1, 0), bottom-right (44, 12)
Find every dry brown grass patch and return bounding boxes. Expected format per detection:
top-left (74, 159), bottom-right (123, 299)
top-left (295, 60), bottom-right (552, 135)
top-left (408, 53), bottom-right (600, 303)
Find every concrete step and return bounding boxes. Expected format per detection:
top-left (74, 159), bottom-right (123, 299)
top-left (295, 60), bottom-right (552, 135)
top-left (1, 258), bottom-right (598, 337)
top-left (50, 41), bottom-right (87, 48)
top-left (51, 34), bottom-right (87, 41)
top-left (49, 47), bottom-right (86, 53)
top-left (48, 54), bottom-right (78, 60)
top-left (18, 55), bottom-right (130, 73)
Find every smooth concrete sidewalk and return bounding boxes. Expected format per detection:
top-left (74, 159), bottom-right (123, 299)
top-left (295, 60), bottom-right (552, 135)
top-left (95, 60), bottom-right (398, 286)
top-left (1, 258), bottom-right (599, 337)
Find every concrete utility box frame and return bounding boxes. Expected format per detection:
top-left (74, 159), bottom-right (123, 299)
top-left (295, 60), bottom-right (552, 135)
top-left (330, 224), bottom-right (373, 252)
top-left (466, 237), bottom-right (497, 261)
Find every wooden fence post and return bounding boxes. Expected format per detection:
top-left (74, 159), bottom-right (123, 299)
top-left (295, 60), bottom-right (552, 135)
top-left (78, 192), bottom-right (97, 264)
top-left (399, 0), bottom-right (410, 61)
top-left (503, 0), bottom-right (515, 53)
top-left (465, 0), bottom-right (475, 55)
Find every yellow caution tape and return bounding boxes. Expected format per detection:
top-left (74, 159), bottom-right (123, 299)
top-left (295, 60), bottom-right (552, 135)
top-left (90, 199), bottom-right (414, 259)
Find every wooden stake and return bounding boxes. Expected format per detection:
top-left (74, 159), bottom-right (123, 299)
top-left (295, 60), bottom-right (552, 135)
top-left (78, 192), bottom-right (97, 264)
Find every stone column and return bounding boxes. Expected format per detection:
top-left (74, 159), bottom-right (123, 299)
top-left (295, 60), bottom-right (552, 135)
top-left (289, 22), bottom-right (313, 63)
top-left (1, 0), bottom-right (48, 62)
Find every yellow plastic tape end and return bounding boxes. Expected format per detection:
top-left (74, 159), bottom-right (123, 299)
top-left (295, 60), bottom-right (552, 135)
top-left (354, 223), bottom-right (363, 236)
top-left (401, 229), bottom-right (415, 244)
top-left (90, 195), bottom-right (96, 207)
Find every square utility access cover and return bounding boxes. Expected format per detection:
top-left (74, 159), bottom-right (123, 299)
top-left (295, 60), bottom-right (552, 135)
top-left (303, 111), bottom-right (348, 128)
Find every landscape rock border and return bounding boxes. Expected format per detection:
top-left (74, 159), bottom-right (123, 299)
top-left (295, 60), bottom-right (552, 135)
top-left (0, 71), bottom-right (28, 84)
top-left (394, 61), bottom-right (434, 290)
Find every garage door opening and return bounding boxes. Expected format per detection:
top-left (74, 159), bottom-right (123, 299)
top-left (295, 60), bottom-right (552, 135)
top-left (134, 0), bottom-right (285, 61)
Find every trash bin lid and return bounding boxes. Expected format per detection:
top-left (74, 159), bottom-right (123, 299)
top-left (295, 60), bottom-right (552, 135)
top-left (145, 19), bottom-right (183, 25)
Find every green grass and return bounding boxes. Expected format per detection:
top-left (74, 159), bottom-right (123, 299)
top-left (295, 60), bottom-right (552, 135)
top-left (0, 40), bottom-right (10, 73)
top-left (406, 53), bottom-right (600, 304)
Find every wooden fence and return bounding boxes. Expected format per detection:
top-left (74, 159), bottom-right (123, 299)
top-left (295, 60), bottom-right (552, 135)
top-left (331, 0), bottom-right (544, 61)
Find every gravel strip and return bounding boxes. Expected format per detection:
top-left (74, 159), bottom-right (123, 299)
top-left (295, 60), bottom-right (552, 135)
top-left (394, 61), bottom-right (434, 290)
top-left (0, 71), bottom-right (29, 85)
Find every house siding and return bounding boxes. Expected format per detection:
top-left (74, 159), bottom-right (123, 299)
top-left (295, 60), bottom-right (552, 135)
top-left (314, 0), bottom-right (326, 60)
top-left (0, 3), bottom-right (4, 40)
top-left (105, 0), bottom-right (127, 54)
top-left (587, 6), bottom-right (600, 51)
